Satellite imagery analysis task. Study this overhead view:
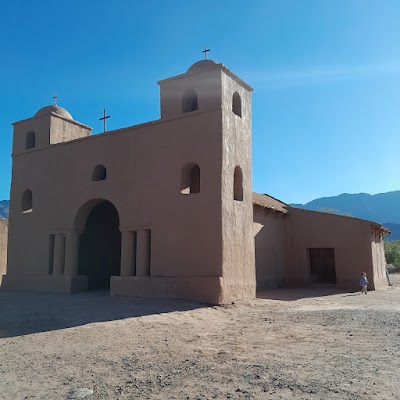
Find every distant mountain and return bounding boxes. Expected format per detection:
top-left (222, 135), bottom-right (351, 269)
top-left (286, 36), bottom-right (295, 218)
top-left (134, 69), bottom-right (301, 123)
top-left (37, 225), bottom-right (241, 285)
top-left (381, 223), bottom-right (400, 241)
top-left (0, 200), bottom-right (9, 219)
top-left (292, 191), bottom-right (400, 240)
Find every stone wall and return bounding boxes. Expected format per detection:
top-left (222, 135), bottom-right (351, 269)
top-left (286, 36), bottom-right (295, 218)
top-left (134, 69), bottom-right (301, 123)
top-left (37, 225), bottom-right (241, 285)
top-left (0, 218), bottom-right (8, 284)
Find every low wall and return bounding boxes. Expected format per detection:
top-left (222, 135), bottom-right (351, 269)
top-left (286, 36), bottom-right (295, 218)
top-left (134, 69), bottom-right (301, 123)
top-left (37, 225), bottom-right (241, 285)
top-left (0, 219), bottom-right (8, 284)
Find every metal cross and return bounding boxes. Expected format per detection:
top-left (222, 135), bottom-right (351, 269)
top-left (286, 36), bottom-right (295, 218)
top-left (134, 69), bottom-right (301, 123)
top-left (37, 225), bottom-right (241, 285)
top-left (99, 109), bottom-right (110, 133)
top-left (202, 47), bottom-right (210, 60)
top-left (53, 95), bottom-right (58, 106)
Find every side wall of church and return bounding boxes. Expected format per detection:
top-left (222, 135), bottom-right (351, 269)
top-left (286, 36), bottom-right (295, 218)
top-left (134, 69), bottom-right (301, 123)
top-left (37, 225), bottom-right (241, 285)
top-left (220, 71), bottom-right (256, 302)
top-left (0, 218), bottom-right (8, 284)
top-left (253, 206), bottom-right (288, 290)
top-left (286, 208), bottom-right (385, 291)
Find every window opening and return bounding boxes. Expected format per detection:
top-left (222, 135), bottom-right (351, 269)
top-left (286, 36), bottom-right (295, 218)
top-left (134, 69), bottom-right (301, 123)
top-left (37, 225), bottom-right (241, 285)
top-left (182, 89), bottom-right (199, 113)
top-left (181, 163), bottom-right (200, 194)
top-left (234, 166), bottom-right (243, 201)
top-left (232, 92), bottom-right (242, 117)
top-left (22, 189), bottom-right (33, 213)
top-left (92, 165), bottom-right (107, 181)
top-left (26, 131), bottom-right (36, 149)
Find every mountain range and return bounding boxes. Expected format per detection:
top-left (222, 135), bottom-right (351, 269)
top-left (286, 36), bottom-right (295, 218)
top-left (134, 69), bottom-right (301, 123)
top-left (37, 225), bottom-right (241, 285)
top-left (292, 191), bottom-right (400, 240)
top-left (1, 190), bottom-right (400, 239)
top-left (0, 200), bottom-right (9, 219)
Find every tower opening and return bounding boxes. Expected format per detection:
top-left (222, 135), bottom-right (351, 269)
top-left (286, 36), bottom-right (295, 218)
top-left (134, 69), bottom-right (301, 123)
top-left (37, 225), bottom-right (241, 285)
top-left (182, 89), bottom-right (198, 113)
top-left (78, 201), bottom-right (121, 290)
top-left (232, 92), bottom-right (242, 117)
top-left (234, 166), bottom-right (243, 201)
top-left (26, 131), bottom-right (36, 149)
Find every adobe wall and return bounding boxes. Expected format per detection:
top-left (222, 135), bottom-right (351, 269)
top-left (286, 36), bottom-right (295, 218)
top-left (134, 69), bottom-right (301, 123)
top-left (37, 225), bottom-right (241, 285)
top-left (0, 218), bottom-right (8, 284)
top-left (220, 70), bottom-right (256, 302)
top-left (286, 208), bottom-right (385, 291)
top-left (3, 108), bottom-right (226, 303)
top-left (253, 206), bottom-right (288, 290)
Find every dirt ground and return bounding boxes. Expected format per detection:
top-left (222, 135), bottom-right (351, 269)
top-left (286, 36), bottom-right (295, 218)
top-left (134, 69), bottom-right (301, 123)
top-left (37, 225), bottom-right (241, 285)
top-left (1, 276), bottom-right (400, 400)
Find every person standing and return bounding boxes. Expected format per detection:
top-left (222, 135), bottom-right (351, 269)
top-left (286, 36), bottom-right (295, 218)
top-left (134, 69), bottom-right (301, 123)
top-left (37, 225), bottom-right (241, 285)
top-left (359, 272), bottom-right (369, 294)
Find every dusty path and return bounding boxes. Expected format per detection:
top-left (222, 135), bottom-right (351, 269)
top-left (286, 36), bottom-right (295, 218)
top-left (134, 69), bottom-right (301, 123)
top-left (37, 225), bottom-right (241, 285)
top-left (1, 276), bottom-right (400, 400)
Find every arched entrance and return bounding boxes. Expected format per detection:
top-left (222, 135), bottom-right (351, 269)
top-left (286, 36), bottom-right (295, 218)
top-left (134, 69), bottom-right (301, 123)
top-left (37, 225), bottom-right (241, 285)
top-left (78, 200), bottom-right (121, 290)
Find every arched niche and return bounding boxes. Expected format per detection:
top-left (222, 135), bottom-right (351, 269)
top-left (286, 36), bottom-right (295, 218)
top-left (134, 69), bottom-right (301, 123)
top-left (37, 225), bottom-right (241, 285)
top-left (181, 162), bottom-right (201, 194)
top-left (182, 89), bottom-right (199, 113)
top-left (92, 164), bottom-right (107, 181)
top-left (22, 189), bottom-right (33, 213)
top-left (232, 92), bottom-right (242, 117)
top-left (26, 131), bottom-right (36, 149)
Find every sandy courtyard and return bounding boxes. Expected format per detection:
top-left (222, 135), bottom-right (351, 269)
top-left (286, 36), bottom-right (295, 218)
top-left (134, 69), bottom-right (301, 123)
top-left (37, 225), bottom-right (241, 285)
top-left (1, 276), bottom-right (400, 400)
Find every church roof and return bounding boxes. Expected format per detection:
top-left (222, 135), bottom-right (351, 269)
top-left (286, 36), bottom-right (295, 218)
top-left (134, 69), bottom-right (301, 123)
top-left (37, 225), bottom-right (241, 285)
top-left (187, 59), bottom-right (219, 73)
top-left (252, 193), bottom-right (289, 214)
top-left (35, 105), bottom-right (73, 120)
top-left (158, 59), bottom-right (253, 91)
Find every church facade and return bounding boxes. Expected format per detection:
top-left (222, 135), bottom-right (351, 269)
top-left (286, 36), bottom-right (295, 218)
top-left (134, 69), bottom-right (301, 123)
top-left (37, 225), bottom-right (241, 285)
top-left (1, 60), bottom-right (389, 303)
top-left (2, 60), bottom-right (255, 304)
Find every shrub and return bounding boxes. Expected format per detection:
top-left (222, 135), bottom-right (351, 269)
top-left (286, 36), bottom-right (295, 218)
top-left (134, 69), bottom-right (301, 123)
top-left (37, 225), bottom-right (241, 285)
top-left (384, 240), bottom-right (400, 272)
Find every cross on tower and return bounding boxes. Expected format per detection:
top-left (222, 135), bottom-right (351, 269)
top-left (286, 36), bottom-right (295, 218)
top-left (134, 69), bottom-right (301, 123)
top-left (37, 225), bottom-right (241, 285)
top-left (52, 95), bottom-right (58, 106)
top-left (99, 108), bottom-right (110, 133)
top-left (202, 47), bottom-right (210, 60)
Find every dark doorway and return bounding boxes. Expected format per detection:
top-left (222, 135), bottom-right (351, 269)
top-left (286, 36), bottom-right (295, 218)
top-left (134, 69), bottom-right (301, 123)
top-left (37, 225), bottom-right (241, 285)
top-left (78, 201), bottom-right (121, 290)
top-left (309, 248), bottom-right (336, 284)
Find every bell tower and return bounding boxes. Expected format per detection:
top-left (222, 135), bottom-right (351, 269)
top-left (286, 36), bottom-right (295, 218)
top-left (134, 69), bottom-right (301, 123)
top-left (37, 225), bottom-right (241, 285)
top-left (158, 59), bottom-right (256, 302)
top-left (12, 105), bottom-right (92, 156)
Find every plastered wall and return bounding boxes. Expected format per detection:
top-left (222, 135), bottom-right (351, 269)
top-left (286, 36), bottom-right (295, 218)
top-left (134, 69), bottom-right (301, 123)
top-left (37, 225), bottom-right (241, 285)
top-left (286, 208), bottom-right (385, 290)
top-left (253, 206), bottom-right (288, 289)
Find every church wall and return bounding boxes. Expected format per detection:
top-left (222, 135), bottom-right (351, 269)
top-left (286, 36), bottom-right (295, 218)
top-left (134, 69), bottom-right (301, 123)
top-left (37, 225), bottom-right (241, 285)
top-left (286, 208), bottom-right (385, 291)
top-left (253, 206), bottom-right (288, 290)
top-left (219, 70), bottom-right (256, 302)
top-left (0, 218), bottom-right (8, 284)
top-left (5, 108), bottom-right (224, 296)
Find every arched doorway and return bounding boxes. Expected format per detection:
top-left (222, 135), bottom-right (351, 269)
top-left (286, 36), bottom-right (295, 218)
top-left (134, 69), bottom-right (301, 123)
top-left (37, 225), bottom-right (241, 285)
top-left (78, 200), bottom-right (121, 290)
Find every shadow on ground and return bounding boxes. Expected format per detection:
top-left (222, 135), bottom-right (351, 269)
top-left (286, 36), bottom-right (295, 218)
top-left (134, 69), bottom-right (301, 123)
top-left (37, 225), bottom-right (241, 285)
top-left (0, 290), bottom-right (207, 339)
top-left (257, 286), bottom-right (352, 301)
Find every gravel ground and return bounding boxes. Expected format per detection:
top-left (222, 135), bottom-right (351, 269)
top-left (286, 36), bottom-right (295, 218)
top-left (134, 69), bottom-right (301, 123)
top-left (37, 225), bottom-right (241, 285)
top-left (0, 275), bottom-right (399, 400)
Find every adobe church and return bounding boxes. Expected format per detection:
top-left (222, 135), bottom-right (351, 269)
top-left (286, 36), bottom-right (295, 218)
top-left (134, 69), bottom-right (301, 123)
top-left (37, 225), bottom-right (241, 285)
top-left (0, 59), bottom-right (390, 304)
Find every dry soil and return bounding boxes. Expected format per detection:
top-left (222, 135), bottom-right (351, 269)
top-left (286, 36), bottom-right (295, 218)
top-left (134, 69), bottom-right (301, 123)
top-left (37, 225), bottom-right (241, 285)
top-left (0, 276), bottom-right (399, 400)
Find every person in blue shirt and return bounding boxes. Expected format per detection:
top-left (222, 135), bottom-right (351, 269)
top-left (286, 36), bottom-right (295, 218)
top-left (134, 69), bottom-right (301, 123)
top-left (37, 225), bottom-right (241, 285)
top-left (359, 272), bottom-right (369, 294)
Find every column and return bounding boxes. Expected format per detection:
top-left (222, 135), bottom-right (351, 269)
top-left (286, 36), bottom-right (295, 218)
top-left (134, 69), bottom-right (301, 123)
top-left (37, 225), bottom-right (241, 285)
top-left (136, 229), bottom-right (151, 276)
top-left (53, 234), bottom-right (66, 275)
top-left (120, 230), bottom-right (136, 276)
top-left (64, 230), bottom-right (81, 276)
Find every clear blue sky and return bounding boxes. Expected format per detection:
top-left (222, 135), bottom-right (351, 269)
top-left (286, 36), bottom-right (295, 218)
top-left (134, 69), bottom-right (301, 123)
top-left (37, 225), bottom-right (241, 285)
top-left (1, 0), bottom-right (399, 204)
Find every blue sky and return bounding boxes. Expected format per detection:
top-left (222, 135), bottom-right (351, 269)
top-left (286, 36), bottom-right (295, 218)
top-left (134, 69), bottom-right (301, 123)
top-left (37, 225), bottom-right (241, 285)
top-left (1, 0), bottom-right (399, 204)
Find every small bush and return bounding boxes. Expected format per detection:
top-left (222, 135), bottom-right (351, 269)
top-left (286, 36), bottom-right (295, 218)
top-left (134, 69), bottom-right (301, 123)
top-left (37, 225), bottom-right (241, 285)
top-left (384, 240), bottom-right (400, 273)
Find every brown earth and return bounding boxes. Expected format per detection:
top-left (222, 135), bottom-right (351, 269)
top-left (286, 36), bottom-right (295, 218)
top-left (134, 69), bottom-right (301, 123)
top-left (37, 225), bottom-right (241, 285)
top-left (0, 275), bottom-right (400, 400)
